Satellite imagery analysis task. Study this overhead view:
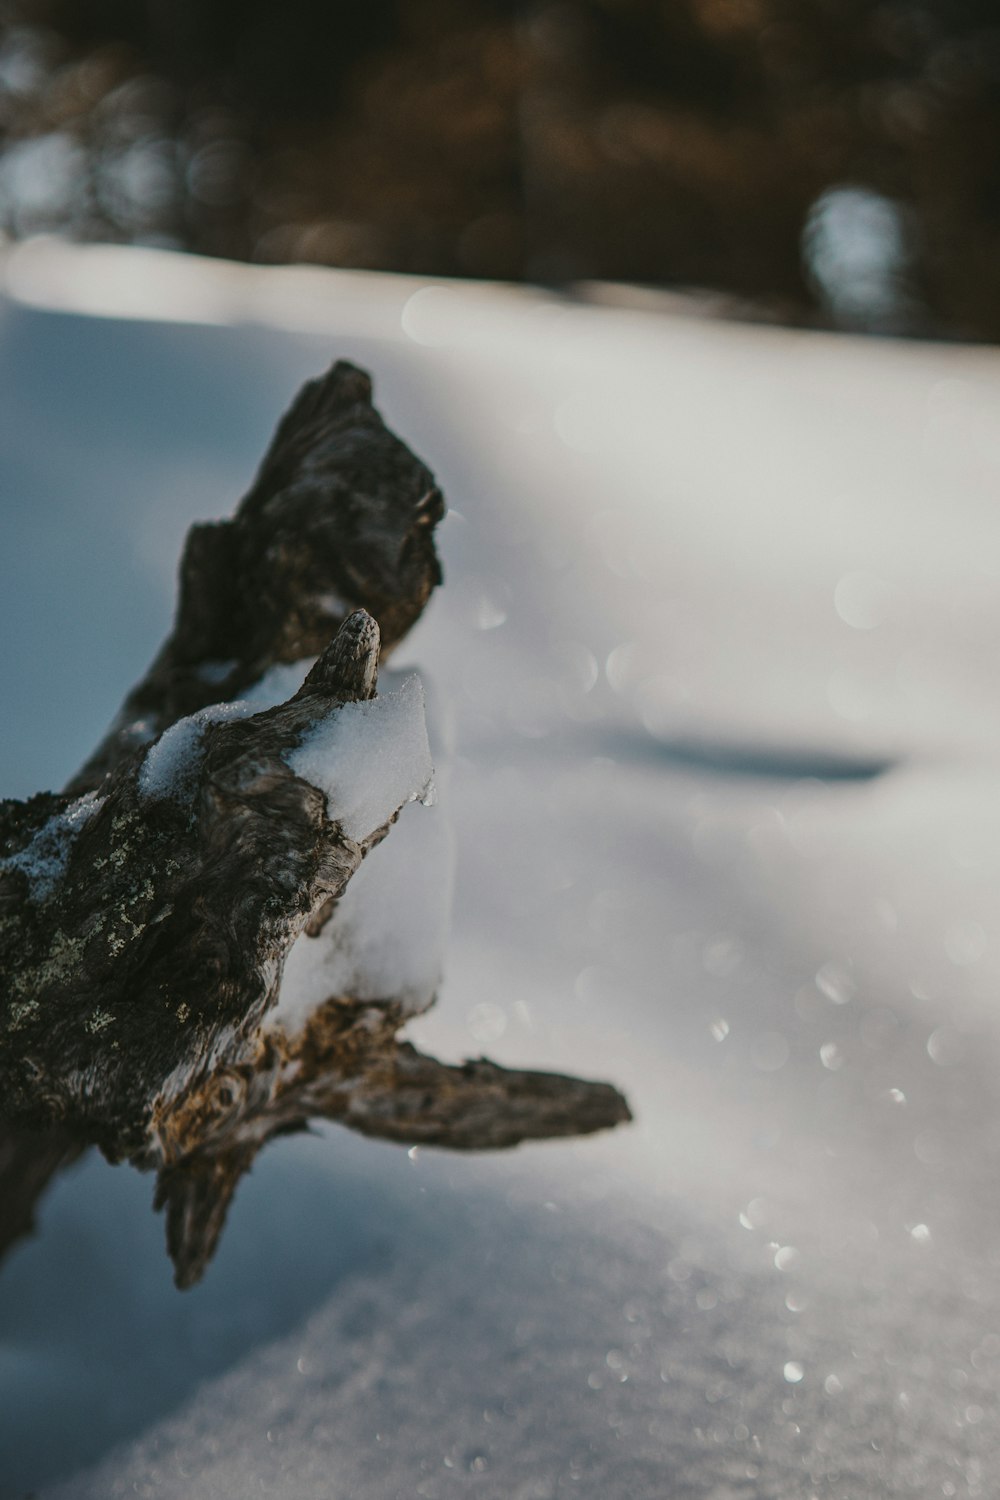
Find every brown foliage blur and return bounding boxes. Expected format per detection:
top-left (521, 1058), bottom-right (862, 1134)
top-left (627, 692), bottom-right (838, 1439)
top-left (1, 0), bottom-right (998, 337)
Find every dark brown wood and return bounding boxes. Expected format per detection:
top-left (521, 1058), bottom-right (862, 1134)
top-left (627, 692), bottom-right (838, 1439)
top-left (0, 361), bottom-right (630, 1286)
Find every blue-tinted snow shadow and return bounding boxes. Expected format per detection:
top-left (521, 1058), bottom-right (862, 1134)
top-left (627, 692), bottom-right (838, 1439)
top-left (597, 728), bottom-right (896, 782)
top-left (0, 1129), bottom-right (453, 1498)
top-left (466, 720), bottom-right (897, 785)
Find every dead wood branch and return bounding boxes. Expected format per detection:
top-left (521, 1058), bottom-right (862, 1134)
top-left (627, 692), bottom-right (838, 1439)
top-left (0, 360), bottom-right (630, 1286)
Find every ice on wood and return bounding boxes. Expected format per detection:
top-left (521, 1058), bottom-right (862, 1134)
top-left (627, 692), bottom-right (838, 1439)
top-left (287, 674), bottom-right (433, 843)
top-left (138, 700), bottom-right (256, 803)
top-left (1, 790), bottom-right (105, 900)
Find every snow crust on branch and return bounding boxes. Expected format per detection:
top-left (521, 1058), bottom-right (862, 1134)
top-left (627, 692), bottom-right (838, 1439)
top-left (273, 798), bottom-right (453, 1036)
top-left (1, 789), bottom-right (105, 900)
top-left (138, 701), bottom-right (258, 802)
top-left (287, 673), bottom-right (433, 843)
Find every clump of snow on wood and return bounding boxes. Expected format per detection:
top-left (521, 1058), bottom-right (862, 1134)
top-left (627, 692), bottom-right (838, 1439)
top-left (138, 700), bottom-right (255, 802)
top-left (272, 669), bottom-right (452, 1033)
top-left (1, 790), bottom-right (105, 899)
top-left (287, 674), bottom-right (433, 843)
top-left (273, 796), bottom-right (454, 1031)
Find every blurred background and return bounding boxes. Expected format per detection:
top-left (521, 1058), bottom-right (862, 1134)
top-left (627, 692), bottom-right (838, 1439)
top-left (0, 0), bottom-right (998, 339)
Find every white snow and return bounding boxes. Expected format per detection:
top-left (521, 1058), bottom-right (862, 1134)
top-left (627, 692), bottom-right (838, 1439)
top-left (139, 654), bottom-right (423, 808)
top-left (137, 700), bottom-right (255, 802)
top-left (272, 672), bottom-right (453, 1033)
top-left (286, 674), bottom-right (433, 843)
top-left (273, 798), bottom-right (452, 1030)
top-left (1, 789), bottom-right (104, 900)
top-left (5, 245), bottom-right (1000, 1500)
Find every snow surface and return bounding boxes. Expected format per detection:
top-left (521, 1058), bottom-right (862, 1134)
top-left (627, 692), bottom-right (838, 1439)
top-left (3, 243), bottom-right (1000, 1499)
top-left (287, 672), bottom-right (433, 843)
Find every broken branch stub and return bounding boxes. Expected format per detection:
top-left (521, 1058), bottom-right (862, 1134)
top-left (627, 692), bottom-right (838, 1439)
top-left (0, 360), bottom-right (630, 1287)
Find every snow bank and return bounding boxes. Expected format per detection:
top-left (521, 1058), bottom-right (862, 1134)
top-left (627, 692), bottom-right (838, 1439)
top-left (6, 246), bottom-right (1000, 1500)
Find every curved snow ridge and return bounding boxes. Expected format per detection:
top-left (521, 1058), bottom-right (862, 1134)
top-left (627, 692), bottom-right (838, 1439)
top-left (287, 673), bottom-right (433, 843)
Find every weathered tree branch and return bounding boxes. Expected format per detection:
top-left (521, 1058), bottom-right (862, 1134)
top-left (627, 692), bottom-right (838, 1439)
top-left (68, 361), bottom-right (444, 796)
top-left (0, 361), bottom-right (630, 1286)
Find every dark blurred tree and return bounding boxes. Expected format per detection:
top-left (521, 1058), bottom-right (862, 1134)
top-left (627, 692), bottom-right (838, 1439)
top-left (0, 0), bottom-right (998, 336)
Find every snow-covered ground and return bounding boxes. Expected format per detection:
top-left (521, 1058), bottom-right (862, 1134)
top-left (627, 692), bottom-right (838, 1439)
top-left (3, 240), bottom-right (1000, 1498)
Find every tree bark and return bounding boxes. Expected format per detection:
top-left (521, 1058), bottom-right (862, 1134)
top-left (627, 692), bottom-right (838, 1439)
top-left (0, 360), bottom-right (630, 1286)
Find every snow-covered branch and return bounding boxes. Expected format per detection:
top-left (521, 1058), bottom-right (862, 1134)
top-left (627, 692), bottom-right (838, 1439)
top-left (0, 361), bottom-right (629, 1285)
